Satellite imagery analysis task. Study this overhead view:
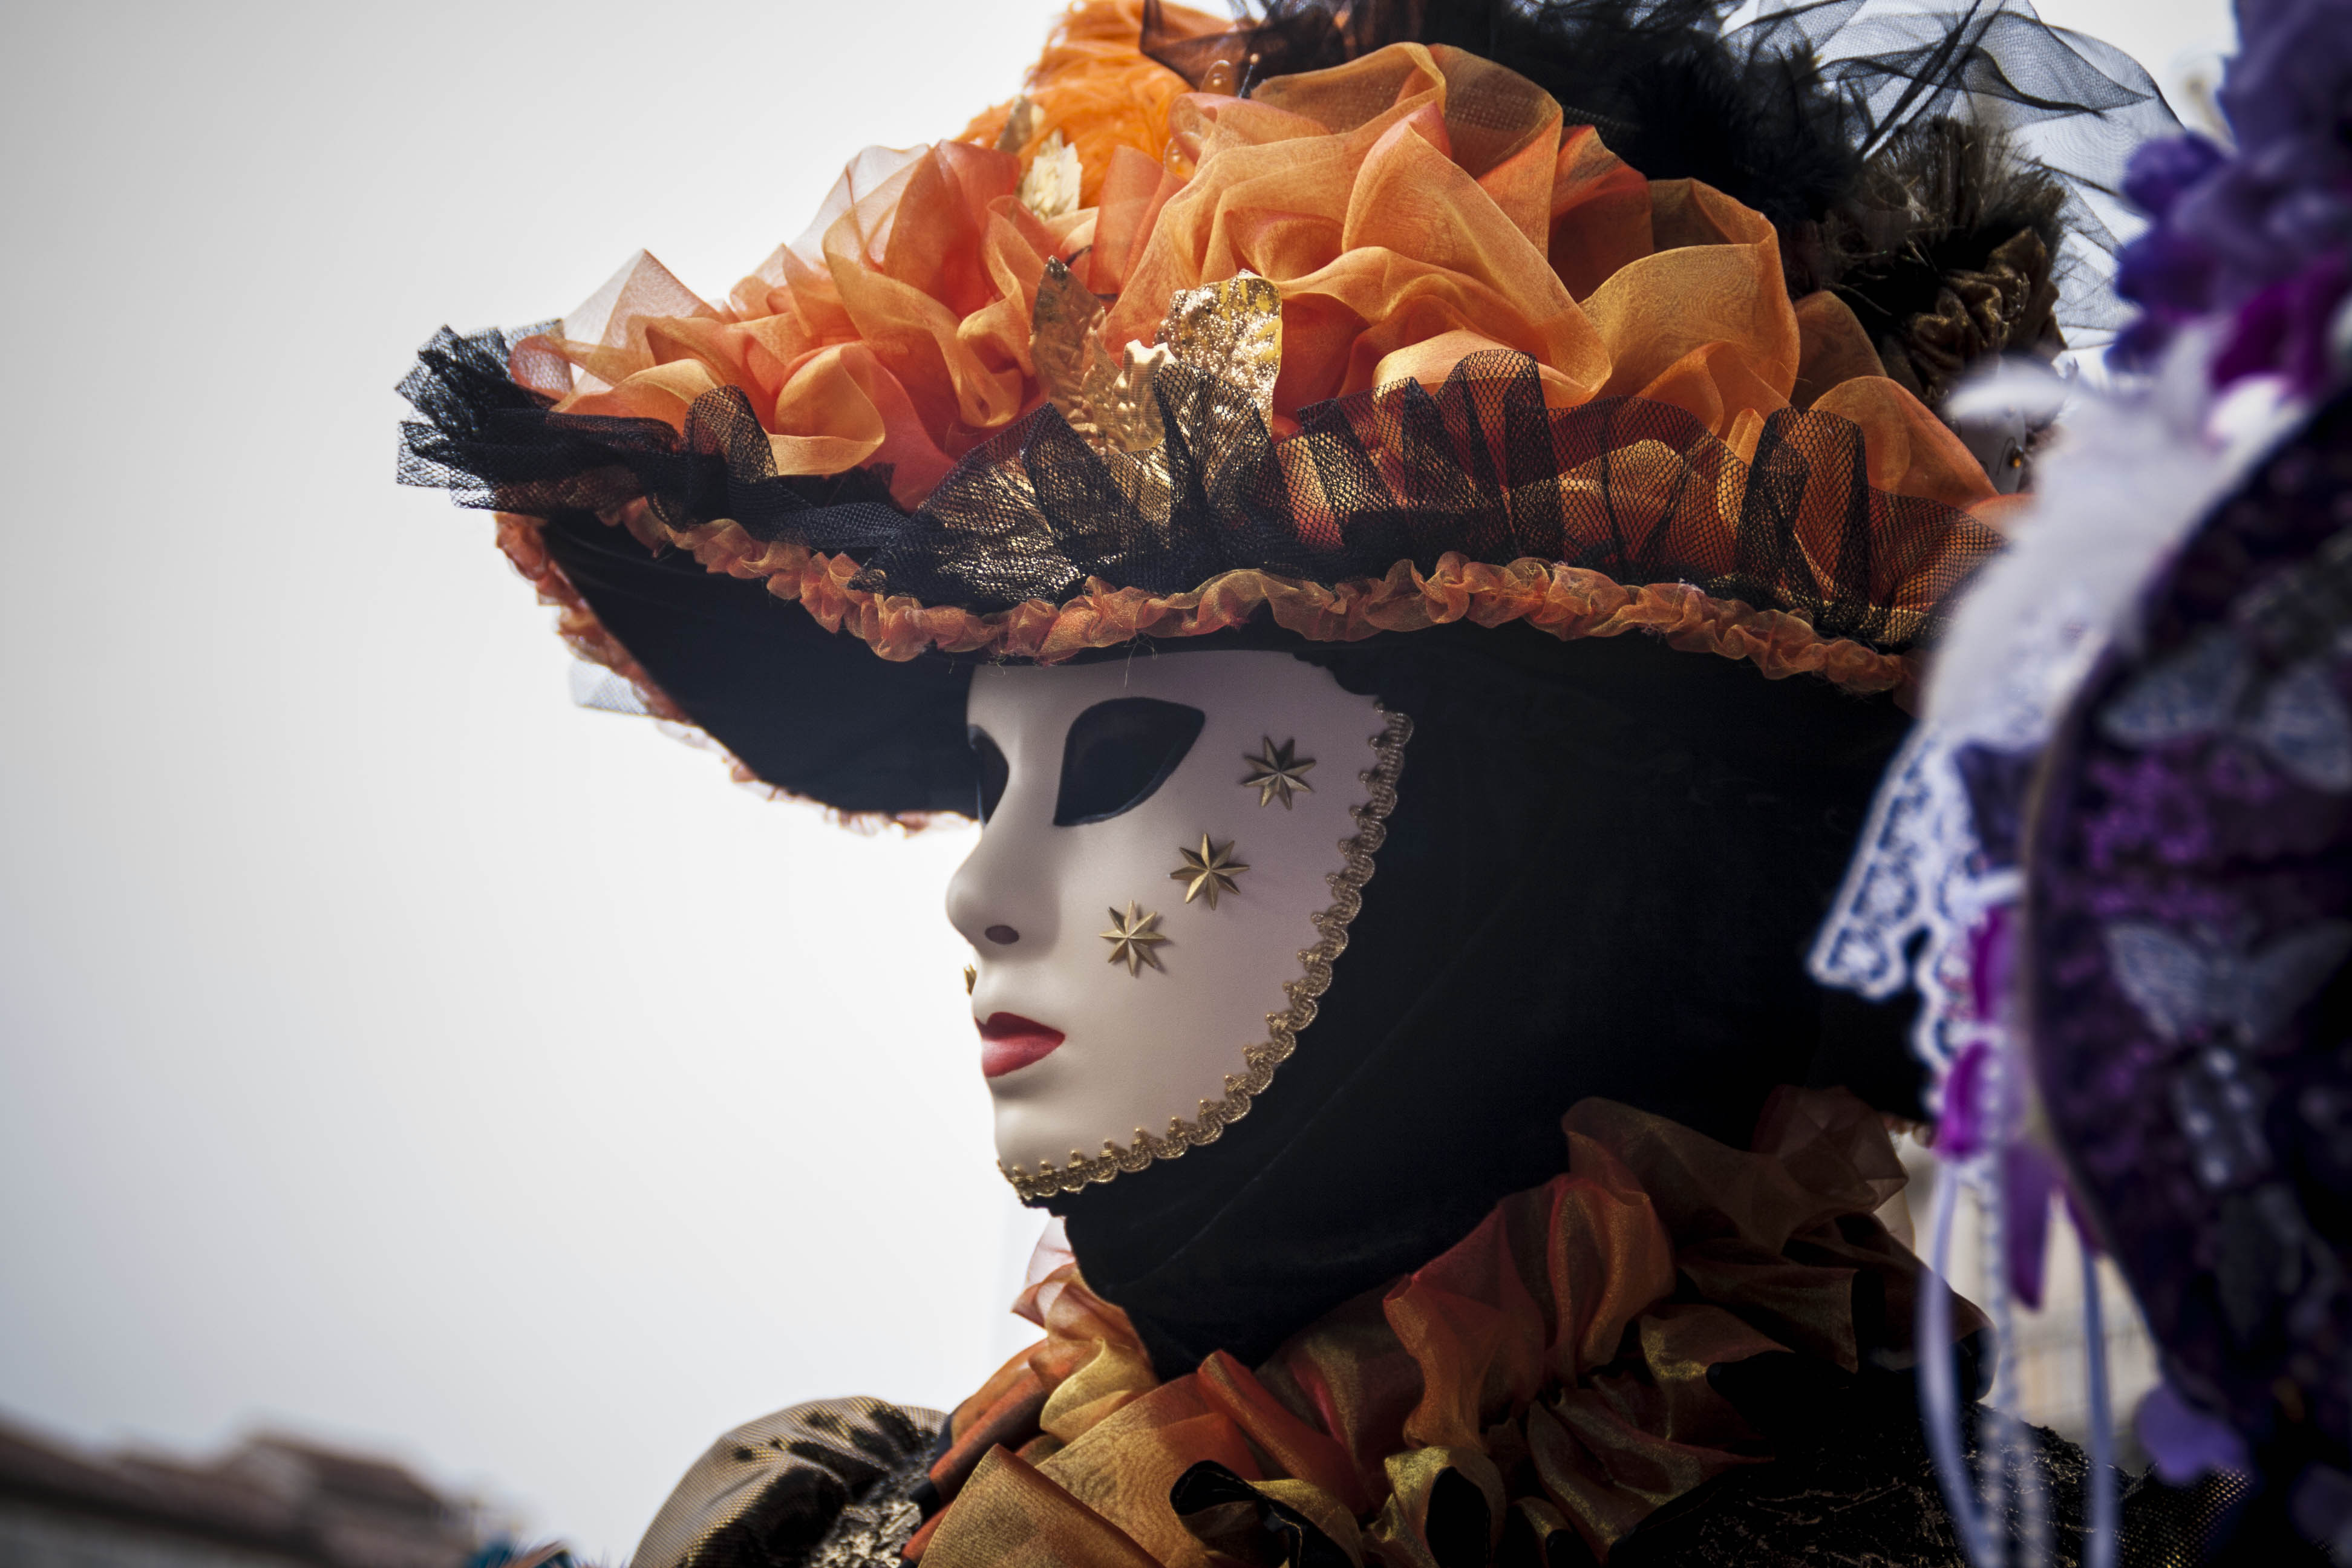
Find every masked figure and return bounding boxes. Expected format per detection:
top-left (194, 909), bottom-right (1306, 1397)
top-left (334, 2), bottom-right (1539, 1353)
top-left (399, 2), bottom-right (2193, 1562)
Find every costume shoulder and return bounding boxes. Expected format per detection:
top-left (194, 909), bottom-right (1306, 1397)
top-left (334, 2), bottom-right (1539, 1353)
top-left (634, 1398), bottom-right (944, 1568)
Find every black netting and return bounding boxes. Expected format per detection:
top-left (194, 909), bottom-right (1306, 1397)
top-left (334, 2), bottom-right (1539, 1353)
top-left (397, 325), bottom-right (910, 540)
top-left (1143, 0), bottom-right (2177, 338)
top-left (400, 331), bottom-right (1999, 654)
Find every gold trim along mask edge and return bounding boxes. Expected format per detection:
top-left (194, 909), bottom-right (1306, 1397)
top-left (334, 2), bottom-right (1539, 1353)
top-left (998, 702), bottom-right (1411, 1201)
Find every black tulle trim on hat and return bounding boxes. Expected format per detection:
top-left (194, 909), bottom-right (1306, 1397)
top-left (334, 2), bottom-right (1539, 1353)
top-left (400, 325), bottom-right (1999, 654)
top-left (396, 324), bottom-right (911, 546)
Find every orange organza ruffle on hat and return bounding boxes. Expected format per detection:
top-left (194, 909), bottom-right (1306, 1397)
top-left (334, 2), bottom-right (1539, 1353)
top-left (512, 10), bottom-right (1995, 521)
top-left (481, 2), bottom-right (2016, 805)
top-left (905, 1088), bottom-right (1975, 1568)
top-left (498, 508), bottom-right (1929, 702)
top-left (959, 0), bottom-right (1229, 211)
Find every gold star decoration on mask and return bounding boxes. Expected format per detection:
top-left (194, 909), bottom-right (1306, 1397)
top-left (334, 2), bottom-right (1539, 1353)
top-left (1169, 833), bottom-right (1249, 909)
top-left (1240, 736), bottom-right (1316, 809)
top-left (1100, 901), bottom-right (1171, 975)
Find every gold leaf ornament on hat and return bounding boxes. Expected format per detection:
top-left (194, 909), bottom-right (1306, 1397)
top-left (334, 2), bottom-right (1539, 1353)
top-left (991, 94), bottom-right (1037, 154)
top-left (1100, 901), bottom-right (1171, 975)
top-left (1029, 263), bottom-right (1284, 525)
top-left (1169, 833), bottom-right (1249, 909)
top-left (1160, 270), bottom-right (1282, 414)
top-left (1031, 259), bottom-right (1169, 456)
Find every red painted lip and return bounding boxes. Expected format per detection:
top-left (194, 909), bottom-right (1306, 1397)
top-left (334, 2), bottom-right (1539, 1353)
top-left (978, 1012), bottom-right (1067, 1079)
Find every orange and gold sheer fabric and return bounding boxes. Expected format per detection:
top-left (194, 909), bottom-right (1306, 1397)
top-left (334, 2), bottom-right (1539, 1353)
top-left (906, 1088), bottom-right (1973, 1568)
top-left (517, 4), bottom-right (1998, 526)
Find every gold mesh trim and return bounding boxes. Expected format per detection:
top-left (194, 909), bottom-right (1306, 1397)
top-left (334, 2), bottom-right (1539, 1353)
top-left (1001, 704), bottom-right (1413, 1200)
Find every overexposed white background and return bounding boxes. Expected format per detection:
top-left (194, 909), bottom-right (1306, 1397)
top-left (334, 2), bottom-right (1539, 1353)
top-left (0, 0), bottom-right (2236, 1560)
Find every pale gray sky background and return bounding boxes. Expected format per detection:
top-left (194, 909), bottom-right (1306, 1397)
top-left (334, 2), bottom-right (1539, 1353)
top-left (0, 0), bottom-right (2238, 1561)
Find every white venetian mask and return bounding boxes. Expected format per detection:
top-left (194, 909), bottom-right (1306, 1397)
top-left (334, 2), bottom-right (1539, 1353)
top-left (947, 649), bottom-right (1403, 1199)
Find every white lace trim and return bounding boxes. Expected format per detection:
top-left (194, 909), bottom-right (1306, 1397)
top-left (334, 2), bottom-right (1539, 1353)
top-left (1808, 589), bottom-right (2105, 1082)
top-left (1810, 332), bottom-right (2294, 1089)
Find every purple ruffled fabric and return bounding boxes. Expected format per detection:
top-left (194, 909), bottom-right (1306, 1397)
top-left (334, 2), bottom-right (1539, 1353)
top-left (2032, 390), bottom-right (2352, 1491)
top-left (2115, 0), bottom-right (2352, 390)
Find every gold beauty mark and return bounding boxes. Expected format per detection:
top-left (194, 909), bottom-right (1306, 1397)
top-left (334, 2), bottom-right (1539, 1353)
top-left (1170, 833), bottom-right (1249, 909)
top-left (1240, 736), bottom-right (1315, 808)
top-left (1100, 901), bottom-right (1171, 975)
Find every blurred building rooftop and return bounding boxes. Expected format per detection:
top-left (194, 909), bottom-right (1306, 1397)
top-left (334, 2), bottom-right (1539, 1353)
top-left (0, 1413), bottom-right (484, 1568)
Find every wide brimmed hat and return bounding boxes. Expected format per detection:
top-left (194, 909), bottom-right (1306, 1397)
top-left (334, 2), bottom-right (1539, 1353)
top-left (398, 0), bottom-right (2168, 818)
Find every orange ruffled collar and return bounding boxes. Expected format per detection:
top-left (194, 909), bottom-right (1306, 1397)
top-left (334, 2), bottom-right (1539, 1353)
top-left (907, 1087), bottom-right (1975, 1567)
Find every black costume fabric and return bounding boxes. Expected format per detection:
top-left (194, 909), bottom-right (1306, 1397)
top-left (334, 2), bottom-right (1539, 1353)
top-left (1054, 621), bottom-right (1923, 1374)
top-left (1612, 1380), bottom-right (2246, 1567)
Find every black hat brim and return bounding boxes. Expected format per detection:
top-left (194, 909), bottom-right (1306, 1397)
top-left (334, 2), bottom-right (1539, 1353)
top-left (542, 511), bottom-right (981, 818)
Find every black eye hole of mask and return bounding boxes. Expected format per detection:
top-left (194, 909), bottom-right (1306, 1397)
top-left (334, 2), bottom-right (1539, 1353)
top-left (1054, 698), bottom-right (1207, 826)
top-left (969, 727), bottom-right (1010, 823)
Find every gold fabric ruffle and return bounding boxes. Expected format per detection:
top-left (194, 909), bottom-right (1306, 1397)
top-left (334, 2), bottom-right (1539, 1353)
top-left (909, 1088), bottom-right (1979, 1567)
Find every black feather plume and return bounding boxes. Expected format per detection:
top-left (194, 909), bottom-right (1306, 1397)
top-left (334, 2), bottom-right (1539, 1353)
top-left (1817, 117), bottom-right (2071, 403)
